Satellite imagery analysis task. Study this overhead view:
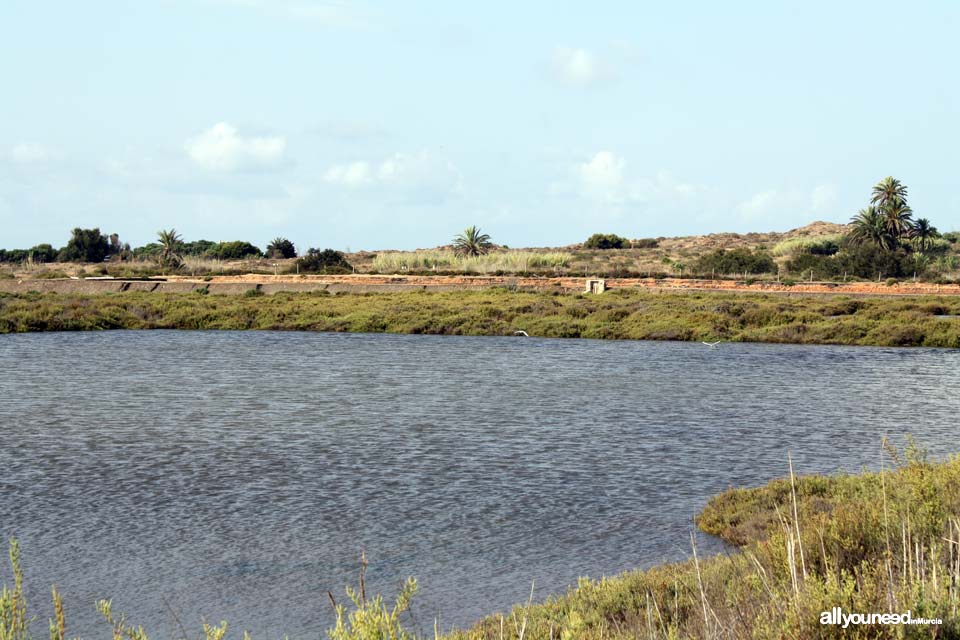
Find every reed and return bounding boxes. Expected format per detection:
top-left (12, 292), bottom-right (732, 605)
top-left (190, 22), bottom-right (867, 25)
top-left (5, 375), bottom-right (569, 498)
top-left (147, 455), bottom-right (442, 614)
top-left (371, 251), bottom-right (572, 274)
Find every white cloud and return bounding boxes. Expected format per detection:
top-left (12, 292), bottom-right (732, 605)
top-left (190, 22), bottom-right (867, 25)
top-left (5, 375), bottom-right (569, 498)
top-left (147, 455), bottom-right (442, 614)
top-left (552, 47), bottom-right (610, 87)
top-left (735, 185), bottom-right (838, 222)
top-left (324, 151), bottom-right (463, 198)
top-left (577, 151), bottom-right (625, 200)
top-left (736, 189), bottom-right (782, 220)
top-left (811, 184), bottom-right (836, 212)
top-left (9, 143), bottom-right (56, 164)
top-left (323, 161), bottom-right (373, 188)
top-left (185, 122), bottom-right (286, 172)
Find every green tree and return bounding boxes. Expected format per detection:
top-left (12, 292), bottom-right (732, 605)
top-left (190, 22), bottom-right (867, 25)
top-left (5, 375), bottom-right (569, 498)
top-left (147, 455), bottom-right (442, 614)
top-left (207, 241), bottom-right (262, 260)
top-left (452, 225), bottom-right (493, 257)
top-left (882, 198), bottom-right (914, 242)
top-left (156, 228), bottom-right (183, 268)
top-left (27, 244), bottom-right (57, 263)
top-left (911, 218), bottom-right (938, 253)
top-left (583, 233), bottom-right (629, 249)
top-left (266, 237), bottom-right (297, 259)
top-left (58, 228), bottom-right (110, 263)
top-left (869, 177), bottom-right (914, 244)
top-left (848, 206), bottom-right (894, 250)
top-left (870, 176), bottom-right (908, 209)
top-left (298, 248), bottom-right (352, 273)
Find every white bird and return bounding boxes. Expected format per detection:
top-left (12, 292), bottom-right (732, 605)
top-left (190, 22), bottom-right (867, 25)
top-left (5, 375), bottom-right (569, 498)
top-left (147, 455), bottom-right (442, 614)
top-left (514, 330), bottom-right (529, 337)
top-left (702, 341), bottom-right (721, 348)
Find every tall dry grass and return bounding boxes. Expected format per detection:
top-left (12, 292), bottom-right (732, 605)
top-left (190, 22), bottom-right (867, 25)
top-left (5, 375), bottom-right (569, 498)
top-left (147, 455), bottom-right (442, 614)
top-left (372, 251), bottom-right (572, 274)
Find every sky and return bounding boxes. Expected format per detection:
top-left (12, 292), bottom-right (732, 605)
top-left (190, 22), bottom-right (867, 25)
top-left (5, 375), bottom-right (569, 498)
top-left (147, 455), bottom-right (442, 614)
top-left (2, 1), bottom-right (959, 251)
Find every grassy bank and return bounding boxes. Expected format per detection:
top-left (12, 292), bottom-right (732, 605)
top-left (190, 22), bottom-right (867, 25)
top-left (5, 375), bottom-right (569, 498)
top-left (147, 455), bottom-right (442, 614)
top-left (2, 289), bottom-right (960, 347)
top-left (442, 443), bottom-right (959, 639)
top-left (5, 444), bottom-right (958, 639)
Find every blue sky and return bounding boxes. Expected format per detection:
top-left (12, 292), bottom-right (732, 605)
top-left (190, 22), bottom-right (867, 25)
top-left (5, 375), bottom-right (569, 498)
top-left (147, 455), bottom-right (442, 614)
top-left (2, 1), bottom-right (958, 251)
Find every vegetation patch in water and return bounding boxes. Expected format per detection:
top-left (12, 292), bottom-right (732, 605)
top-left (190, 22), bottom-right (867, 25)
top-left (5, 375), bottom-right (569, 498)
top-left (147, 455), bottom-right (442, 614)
top-left (3, 289), bottom-right (960, 347)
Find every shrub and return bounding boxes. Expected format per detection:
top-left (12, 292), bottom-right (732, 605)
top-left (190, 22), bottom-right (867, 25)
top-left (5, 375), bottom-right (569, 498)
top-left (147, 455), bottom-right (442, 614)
top-left (942, 231), bottom-right (960, 244)
top-left (298, 248), bottom-right (353, 274)
top-left (772, 234), bottom-right (845, 257)
top-left (632, 238), bottom-right (659, 249)
top-left (583, 233), bottom-right (629, 250)
top-left (785, 253), bottom-right (841, 279)
top-left (836, 244), bottom-right (914, 279)
top-left (693, 248), bottom-right (776, 275)
top-left (205, 241), bottom-right (262, 260)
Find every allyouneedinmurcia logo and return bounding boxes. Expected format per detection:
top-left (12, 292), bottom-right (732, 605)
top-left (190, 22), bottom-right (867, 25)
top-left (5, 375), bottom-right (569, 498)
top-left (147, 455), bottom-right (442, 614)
top-left (820, 607), bottom-right (942, 628)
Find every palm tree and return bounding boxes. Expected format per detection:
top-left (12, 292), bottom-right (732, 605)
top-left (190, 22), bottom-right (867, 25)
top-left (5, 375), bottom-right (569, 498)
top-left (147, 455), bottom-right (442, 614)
top-left (871, 176), bottom-right (908, 209)
top-left (882, 198), bottom-right (914, 242)
top-left (452, 226), bottom-right (493, 257)
top-left (869, 177), bottom-right (914, 244)
top-left (156, 228), bottom-right (183, 268)
top-left (911, 218), bottom-right (938, 253)
top-left (849, 207), bottom-right (894, 250)
top-left (266, 237), bottom-right (297, 259)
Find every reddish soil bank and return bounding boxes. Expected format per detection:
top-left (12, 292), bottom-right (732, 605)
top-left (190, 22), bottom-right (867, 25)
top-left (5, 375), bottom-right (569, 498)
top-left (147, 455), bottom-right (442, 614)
top-left (2, 274), bottom-right (960, 296)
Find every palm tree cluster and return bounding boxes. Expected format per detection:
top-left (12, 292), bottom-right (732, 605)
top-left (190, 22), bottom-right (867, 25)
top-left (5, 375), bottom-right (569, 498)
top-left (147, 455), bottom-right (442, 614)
top-left (849, 177), bottom-right (937, 252)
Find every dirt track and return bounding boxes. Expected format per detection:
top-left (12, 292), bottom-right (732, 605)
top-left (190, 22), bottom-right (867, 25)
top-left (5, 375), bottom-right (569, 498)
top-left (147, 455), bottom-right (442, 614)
top-left (2, 274), bottom-right (960, 297)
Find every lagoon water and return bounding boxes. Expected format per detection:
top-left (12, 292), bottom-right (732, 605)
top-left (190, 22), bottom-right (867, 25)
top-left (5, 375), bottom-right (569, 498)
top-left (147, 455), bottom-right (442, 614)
top-left (1, 331), bottom-right (959, 637)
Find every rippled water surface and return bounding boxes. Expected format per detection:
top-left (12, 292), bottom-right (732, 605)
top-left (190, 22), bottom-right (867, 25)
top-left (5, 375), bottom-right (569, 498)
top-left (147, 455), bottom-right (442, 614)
top-left (2, 331), bottom-right (958, 636)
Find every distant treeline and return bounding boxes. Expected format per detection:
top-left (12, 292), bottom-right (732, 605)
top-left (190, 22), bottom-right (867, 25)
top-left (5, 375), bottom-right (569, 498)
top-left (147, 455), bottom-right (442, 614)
top-left (0, 228), bottom-right (267, 264)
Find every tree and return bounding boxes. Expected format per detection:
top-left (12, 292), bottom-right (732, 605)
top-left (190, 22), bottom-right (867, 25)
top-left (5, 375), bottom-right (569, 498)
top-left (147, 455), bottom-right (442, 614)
top-left (58, 228), bottom-right (110, 263)
top-left (297, 248), bottom-right (352, 273)
top-left (849, 207), bottom-right (894, 250)
top-left (452, 226), bottom-right (493, 257)
top-left (27, 244), bottom-right (57, 263)
top-left (157, 228), bottom-right (183, 268)
top-left (583, 233), bottom-right (629, 249)
top-left (868, 177), bottom-right (914, 244)
top-left (882, 198), bottom-right (914, 242)
top-left (911, 218), bottom-right (938, 253)
top-left (266, 237), bottom-right (297, 259)
top-left (871, 176), bottom-right (908, 209)
top-left (207, 241), bottom-right (262, 260)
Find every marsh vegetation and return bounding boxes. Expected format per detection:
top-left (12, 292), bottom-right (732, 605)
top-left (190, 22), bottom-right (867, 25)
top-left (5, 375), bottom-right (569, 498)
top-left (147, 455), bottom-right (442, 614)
top-left (3, 288), bottom-right (960, 347)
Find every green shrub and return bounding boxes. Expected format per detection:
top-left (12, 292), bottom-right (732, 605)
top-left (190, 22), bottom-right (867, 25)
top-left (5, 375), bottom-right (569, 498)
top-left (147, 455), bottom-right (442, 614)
top-left (693, 248), bottom-right (776, 275)
top-left (772, 234), bottom-right (844, 257)
top-left (785, 253), bottom-right (841, 279)
top-left (205, 241), bottom-right (262, 260)
top-left (297, 249), bottom-right (353, 274)
top-left (583, 233), bottom-right (629, 250)
top-left (942, 231), bottom-right (960, 244)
